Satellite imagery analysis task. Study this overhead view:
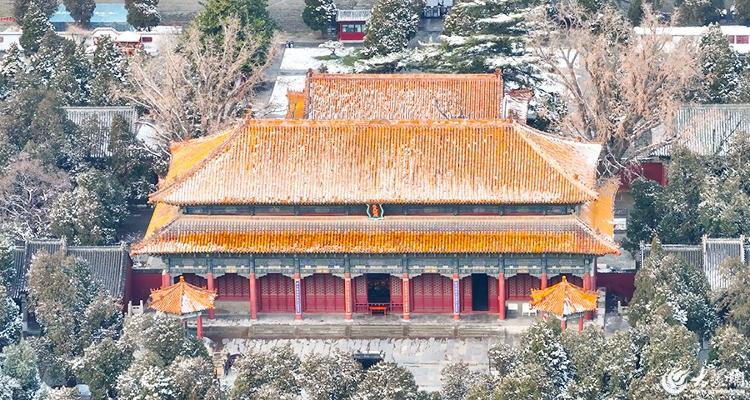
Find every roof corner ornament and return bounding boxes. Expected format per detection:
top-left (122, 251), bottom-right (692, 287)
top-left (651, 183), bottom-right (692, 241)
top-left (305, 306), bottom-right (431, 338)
top-left (366, 204), bottom-right (384, 220)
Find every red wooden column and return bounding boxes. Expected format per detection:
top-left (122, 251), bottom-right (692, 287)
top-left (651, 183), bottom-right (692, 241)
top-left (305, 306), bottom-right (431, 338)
top-left (578, 315), bottom-right (584, 332)
top-left (452, 272), bottom-right (460, 321)
top-left (561, 319), bottom-right (567, 331)
top-left (540, 271), bottom-right (548, 289)
top-left (206, 272), bottom-right (216, 319)
top-left (497, 272), bottom-right (506, 320)
top-left (344, 272), bottom-right (353, 320)
top-left (161, 270), bottom-right (171, 288)
top-left (401, 273), bottom-right (410, 321)
top-left (293, 272), bottom-right (303, 320)
top-left (196, 313), bottom-right (203, 338)
top-left (583, 272), bottom-right (592, 321)
top-left (248, 272), bottom-right (258, 320)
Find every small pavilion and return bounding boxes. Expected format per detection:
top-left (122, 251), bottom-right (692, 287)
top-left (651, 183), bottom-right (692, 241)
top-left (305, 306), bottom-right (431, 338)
top-left (530, 276), bottom-right (598, 331)
top-left (149, 276), bottom-right (217, 337)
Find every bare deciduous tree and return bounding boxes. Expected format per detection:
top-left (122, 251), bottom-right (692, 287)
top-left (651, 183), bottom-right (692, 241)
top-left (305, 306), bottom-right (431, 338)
top-left (532, 5), bottom-right (700, 181)
top-left (0, 153), bottom-right (71, 239)
top-left (125, 17), bottom-right (275, 161)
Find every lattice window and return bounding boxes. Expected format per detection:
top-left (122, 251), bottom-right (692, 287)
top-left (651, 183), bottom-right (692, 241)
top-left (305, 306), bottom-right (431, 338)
top-left (507, 274), bottom-right (540, 300)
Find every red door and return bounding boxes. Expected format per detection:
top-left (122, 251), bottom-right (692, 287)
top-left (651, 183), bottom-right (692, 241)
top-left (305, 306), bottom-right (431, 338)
top-left (411, 273), bottom-right (452, 313)
top-left (354, 275), bottom-right (368, 313)
top-left (258, 273), bottom-right (295, 312)
top-left (389, 275), bottom-right (403, 313)
top-left (302, 274), bottom-right (345, 313)
top-left (488, 276), bottom-right (498, 313)
top-left (507, 274), bottom-right (540, 300)
top-left (461, 276), bottom-right (472, 313)
top-left (216, 273), bottom-right (249, 299)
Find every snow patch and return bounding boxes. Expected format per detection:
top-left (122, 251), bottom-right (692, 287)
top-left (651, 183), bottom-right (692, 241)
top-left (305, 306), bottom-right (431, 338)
top-left (279, 47), bottom-right (354, 73)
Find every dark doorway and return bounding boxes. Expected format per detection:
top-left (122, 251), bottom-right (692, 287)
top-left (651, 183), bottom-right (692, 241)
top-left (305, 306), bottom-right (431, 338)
top-left (354, 352), bottom-right (383, 370)
top-left (471, 274), bottom-right (489, 311)
top-left (367, 274), bottom-right (391, 304)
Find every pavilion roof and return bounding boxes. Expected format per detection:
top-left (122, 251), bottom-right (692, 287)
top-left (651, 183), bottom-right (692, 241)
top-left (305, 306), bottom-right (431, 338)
top-left (132, 213), bottom-right (619, 256)
top-left (148, 276), bottom-right (216, 315)
top-left (530, 276), bottom-right (598, 318)
top-left (295, 72), bottom-right (504, 120)
top-left (149, 119), bottom-right (601, 206)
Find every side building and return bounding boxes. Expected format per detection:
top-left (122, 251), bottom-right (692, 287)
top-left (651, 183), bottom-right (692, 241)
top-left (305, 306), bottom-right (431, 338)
top-left (131, 118), bottom-right (619, 320)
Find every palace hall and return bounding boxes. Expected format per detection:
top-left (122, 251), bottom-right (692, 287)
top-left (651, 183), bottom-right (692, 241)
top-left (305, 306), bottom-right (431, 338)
top-left (131, 72), bottom-right (619, 320)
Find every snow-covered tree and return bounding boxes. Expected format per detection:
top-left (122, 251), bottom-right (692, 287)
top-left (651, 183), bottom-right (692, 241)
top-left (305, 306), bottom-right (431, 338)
top-left (116, 357), bottom-right (177, 400)
top-left (441, 362), bottom-right (476, 400)
top-left (106, 115), bottom-right (156, 202)
top-left (0, 232), bottom-right (15, 286)
top-left (0, 44), bottom-right (26, 101)
top-left (125, 0), bottom-right (161, 31)
top-left (0, 152), bottom-right (71, 240)
top-left (169, 356), bottom-right (223, 400)
top-left (709, 325), bottom-right (750, 376)
top-left (717, 259), bottom-right (750, 337)
top-left (63, 0), bottom-right (95, 26)
top-left (19, 4), bottom-right (53, 54)
top-left (735, 0), bottom-right (750, 24)
top-left (362, 0), bottom-right (423, 57)
top-left (674, 0), bottom-right (722, 26)
top-left (27, 250), bottom-right (98, 356)
top-left (517, 320), bottom-right (573, 395)
top-left (299, 350), bottom-right (362, 400)
top-left (319, 40), bottom-right (344, 56)
top-left (2, 341), bottom-right (41, 400)
top-left (0, 373), bottom-right (21, 400)
top-left (488, 343), bottom-right (517, 377)
top-left (72, 338), bottom-right (131, 399)
top-left (89, 36), bottom-right (127, 106)
top-left (120, 313), bottom-right (208, 366)
top-left (697, 24), bottom-right (746, 104)
top-left (303, 0), bottom-right (337, 34)
top-left (0, 283), bottom-right (21, 348)
top-left (353, 362), bottom-right (418, 400)
top-left (26, 32), bottom-right (92, 106)
top-left (230, 344), bottom-right (301, 399)
top-left (629, 239), bottom-right (717, 335)
top-left (194, 0), bottom-right (275, 62)
top-left (79, 294), bottom-right (124, 348)
top-left (49, 168), bottom-right (129, 245)
top-left (492, 363), bottom-right (552, 400)
top-left (406, 0), bottom-right (538, 85)
top-left (13, 0), bottom-right (59, 20)
top-left (533, 6), bottom-right (699, 180)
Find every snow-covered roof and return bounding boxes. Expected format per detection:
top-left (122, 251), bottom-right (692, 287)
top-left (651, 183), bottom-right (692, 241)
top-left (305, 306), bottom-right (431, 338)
top-left (64, 106), bottom-right (138, 158)
top-left (336, 9), bottom-right (372, 22)
top-left (116, 31), bottom-right (141, 43)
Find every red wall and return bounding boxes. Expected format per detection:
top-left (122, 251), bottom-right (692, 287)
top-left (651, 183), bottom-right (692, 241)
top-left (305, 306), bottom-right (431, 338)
top-left (619, 162), bottom-right (667, 190)
top-left (130, 271), bottom-right (162, 303)
top-left (597, 272), bottom-right (636, 302)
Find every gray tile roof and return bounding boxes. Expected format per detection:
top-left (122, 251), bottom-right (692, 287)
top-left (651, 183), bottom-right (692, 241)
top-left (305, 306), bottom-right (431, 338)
top-left (9, 239), bottom-right (131, 300)
top-left (652, 104), bottom-right (750, 157)
top-left (641, 236), bottom-right (745, 291)
top-left (63, 106), bottom-right (138, 158)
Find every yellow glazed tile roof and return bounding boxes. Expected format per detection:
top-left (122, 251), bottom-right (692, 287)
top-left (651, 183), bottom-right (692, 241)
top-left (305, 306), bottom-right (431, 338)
top-left (148, 276), bottom-right (217, 315)
top-left (132, 215), bottom-right (620, 256)
top-left (150, 119), bottom-right (601, 206)
top-left (300, 72), bottom-right (504, 120)
top-left (530, 275), bottom-right (598, 318)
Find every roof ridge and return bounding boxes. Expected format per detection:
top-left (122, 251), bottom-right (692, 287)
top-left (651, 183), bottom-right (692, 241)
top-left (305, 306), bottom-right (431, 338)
top-left (130, 210), bottom-right (183, 255)
top-left (310, 72), bottom-right (501, 81)
top-left (515, 123), bottom-right (599, 200)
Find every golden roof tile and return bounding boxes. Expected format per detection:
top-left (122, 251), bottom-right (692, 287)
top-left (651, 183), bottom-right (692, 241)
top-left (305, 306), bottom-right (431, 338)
top-left (301, 71), bottom-right (504, 120)
top-left (132, 214), bottom-right (620, 256)
top-left (148, 276), bottom-right (217, 315)
top-left (530, 275), bottom-right (598, 318)
top-left (150, 119), bottom-right (601, 206)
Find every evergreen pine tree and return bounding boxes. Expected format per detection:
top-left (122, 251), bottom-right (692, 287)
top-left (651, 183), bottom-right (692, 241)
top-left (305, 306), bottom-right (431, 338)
top-left (0, 44), bottom-right (26, 101)
top-left (89, 36), bottom-right (127, 106)
top-left (622, 178), bottom-right (663, 254)
top-left (362, 0), bottom-right (423, 57)
top-left (194, 0), bottom-right (276, 61)
top-left (0, 283), bottom-right (21, 348)
top-left (735, 0), bottom-right (750, 24)
top-left (405, 0), bottom-right (539, 85)
top-left (698, 24), bottom-right (745, 104)
top-left (302, 0), bottom-right (337, 35)
top-left (19, 4), bottom-right (53, 54)
top-left (124, 0), bottom-right (161, 30)
top-left (72, 338), bottom-right (131, 399)
top-left (627, 0), bottom-right (644, 25)
top-left (353, 362), bottom-right (419, 400)
top-left (2, 341), bottom-right (41, 400)
top-left (13, 0), bottom-right (59, 21)
top-left (674, 0), bottom-right (722, 26)
top-left (299, 351), bottom-right (362, 400)
top-left (62, 0), bottom-right (95, 25)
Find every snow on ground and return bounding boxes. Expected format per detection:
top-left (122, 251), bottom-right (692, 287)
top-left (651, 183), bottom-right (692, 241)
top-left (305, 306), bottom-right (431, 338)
top-left (279, 46), bottom-right (354, 73)
top-left (266, 75), bottom-right (306, 118)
